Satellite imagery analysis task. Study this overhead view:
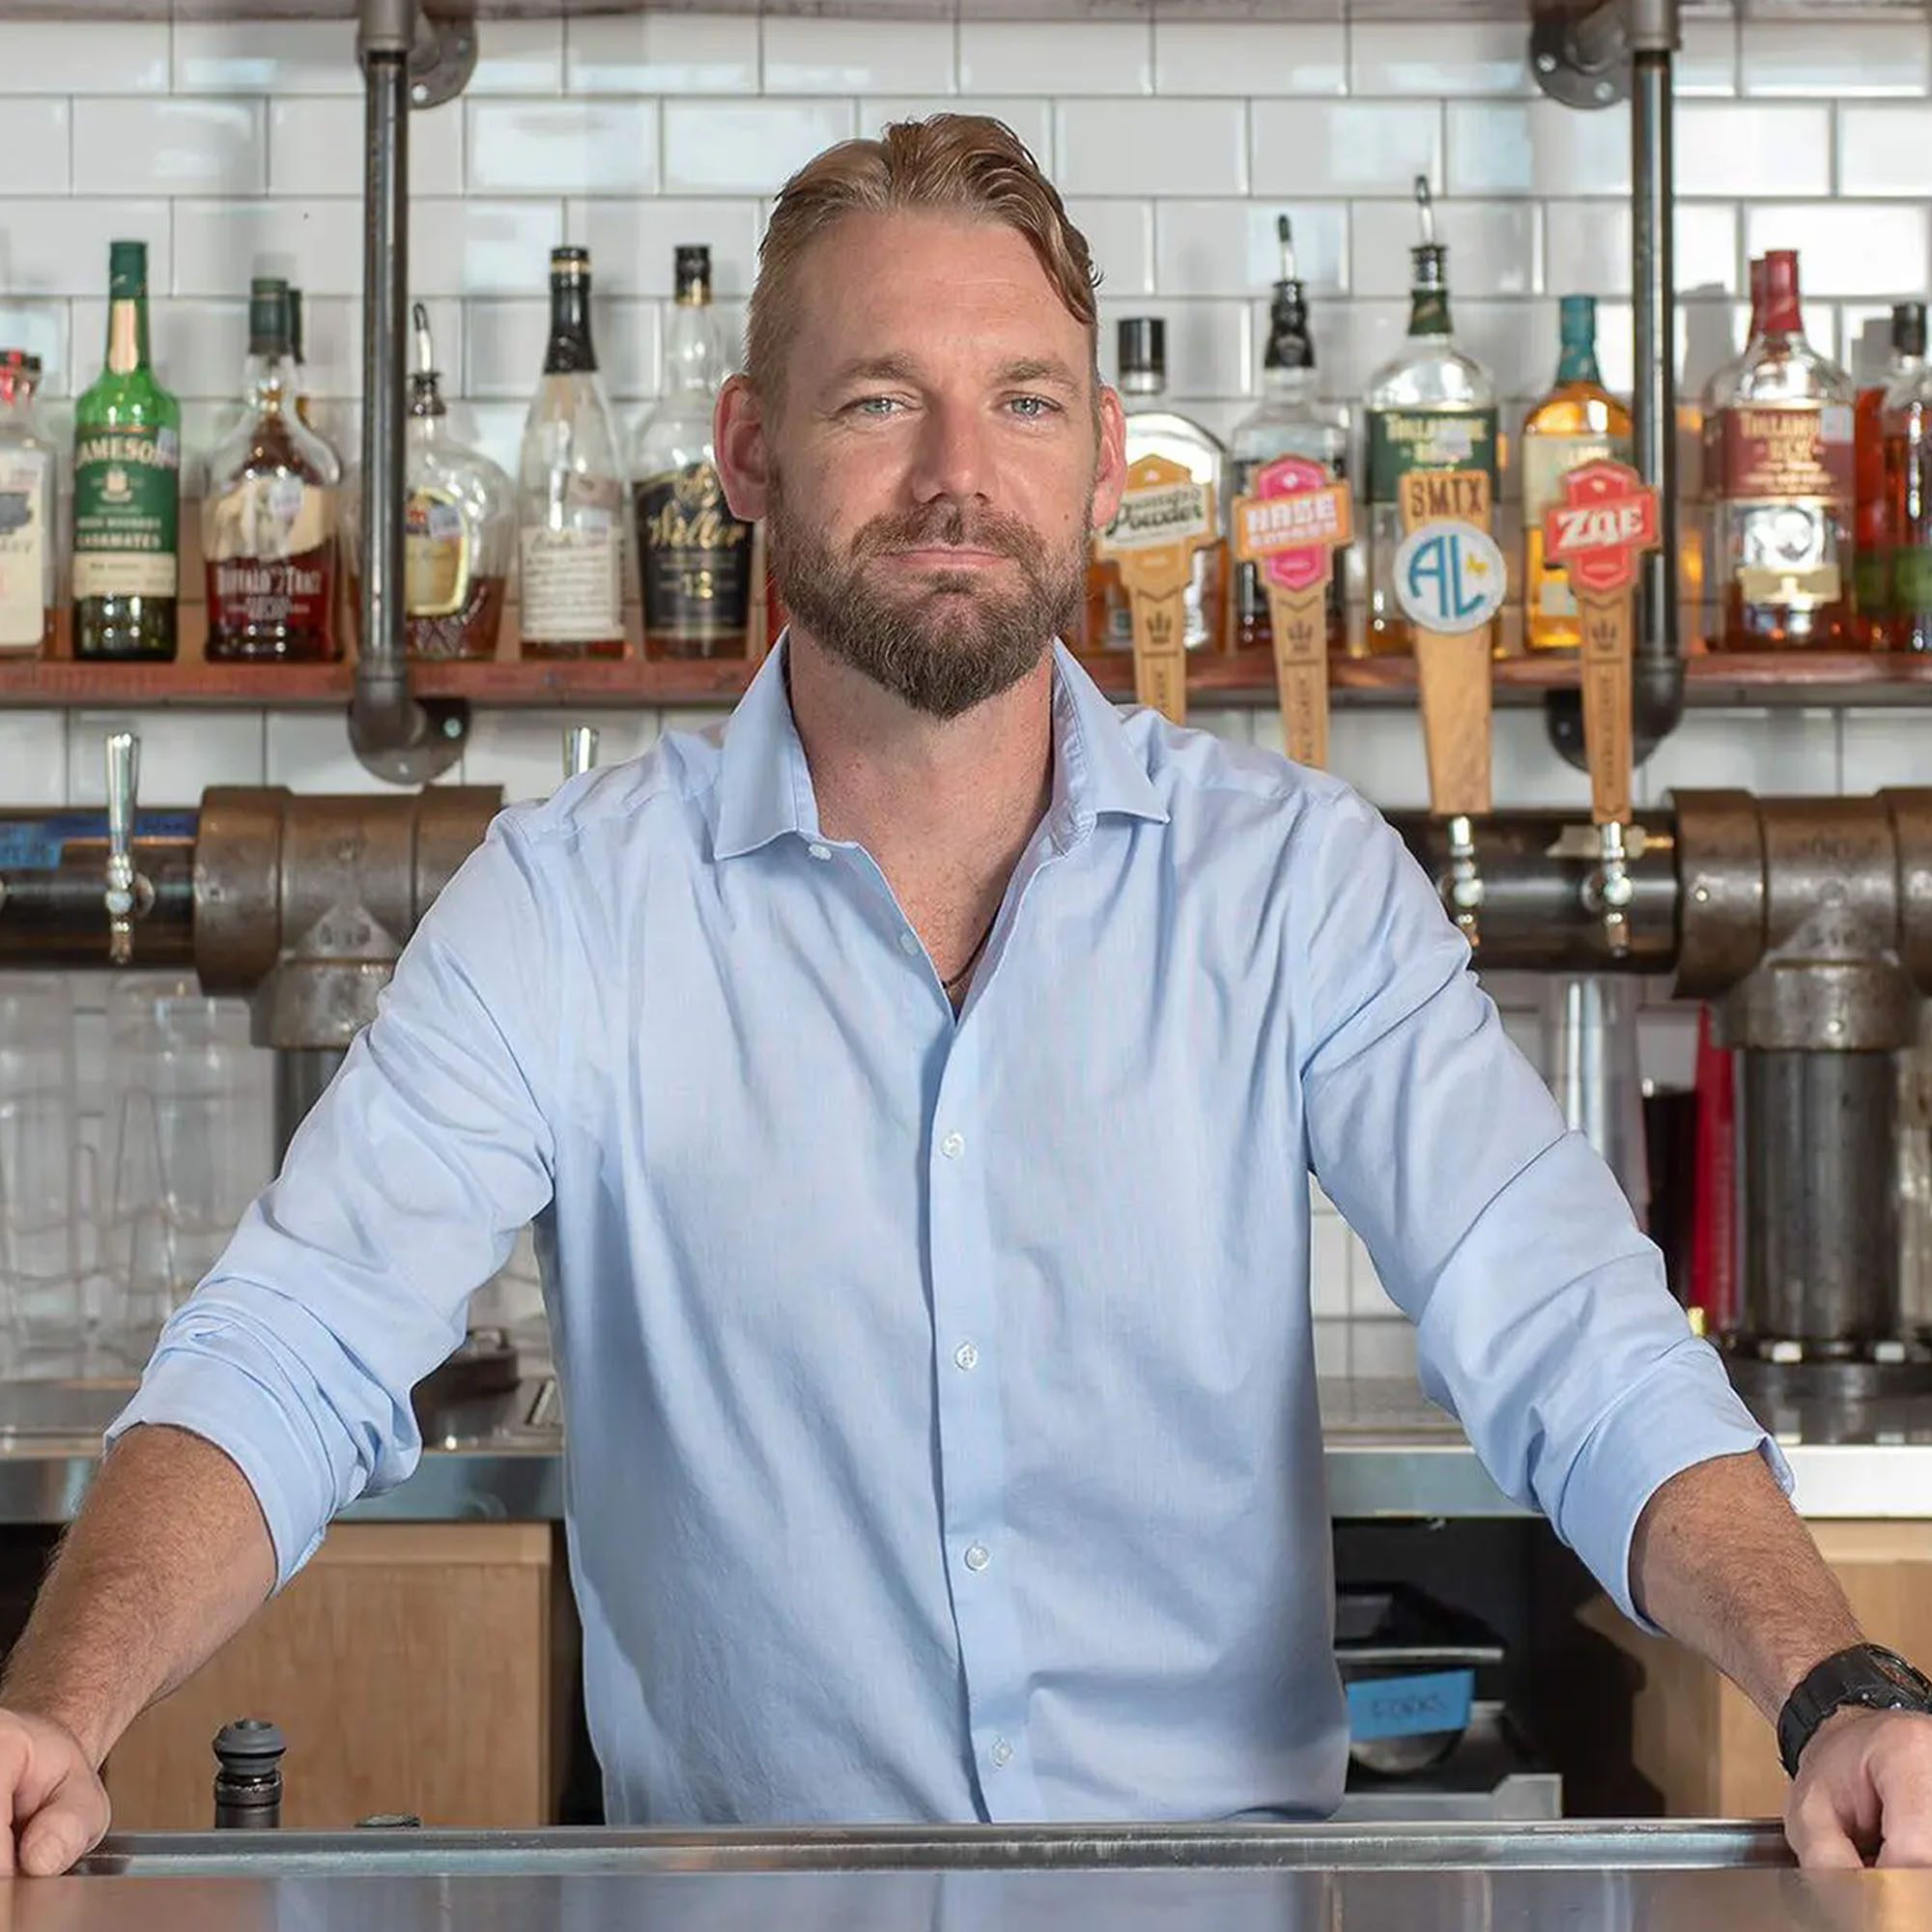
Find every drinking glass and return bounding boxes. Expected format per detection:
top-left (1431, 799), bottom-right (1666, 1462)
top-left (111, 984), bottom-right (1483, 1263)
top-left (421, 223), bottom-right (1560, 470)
top-left (0, 974), bottom-right (80, 1375)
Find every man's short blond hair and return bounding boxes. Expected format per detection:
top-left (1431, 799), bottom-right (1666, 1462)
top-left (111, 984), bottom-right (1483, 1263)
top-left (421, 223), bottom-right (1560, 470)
top-left (744, 113), bottom-right (1100, 403)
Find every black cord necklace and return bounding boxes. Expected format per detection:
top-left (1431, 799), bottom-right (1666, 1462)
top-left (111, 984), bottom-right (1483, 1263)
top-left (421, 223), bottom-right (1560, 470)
top-left (942, 913), bottom-right (998, 1000)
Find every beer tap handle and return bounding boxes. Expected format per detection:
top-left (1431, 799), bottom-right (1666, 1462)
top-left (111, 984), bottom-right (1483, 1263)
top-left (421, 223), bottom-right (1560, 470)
top-left (563, 724), bottom-right (600, 780)
top-left (103, 730), bottom-right (144, 967)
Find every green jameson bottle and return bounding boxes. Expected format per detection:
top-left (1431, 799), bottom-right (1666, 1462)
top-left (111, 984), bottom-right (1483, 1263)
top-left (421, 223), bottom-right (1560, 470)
top-left (73, 240), bottom-right (181, 660)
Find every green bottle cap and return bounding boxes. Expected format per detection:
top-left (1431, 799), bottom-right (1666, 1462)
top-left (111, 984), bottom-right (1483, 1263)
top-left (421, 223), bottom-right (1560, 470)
top-left (248, 276), bottom-right (293, 356)
top-left (107, 240), bottom-right (148, 298)
top-left (1558, 294), bottom-right (1597, 349)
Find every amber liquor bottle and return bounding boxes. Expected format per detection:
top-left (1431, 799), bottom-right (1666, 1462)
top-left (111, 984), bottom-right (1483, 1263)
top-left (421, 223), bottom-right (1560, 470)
top-left (202, 278), bottom-right (343, 662)
top-left (1709, 248), bottom-right (1856, 651)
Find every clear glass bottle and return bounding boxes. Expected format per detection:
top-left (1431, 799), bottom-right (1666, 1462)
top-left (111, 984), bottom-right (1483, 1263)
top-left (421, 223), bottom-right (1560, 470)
top-left (1085, 317), bottom-right (1227, 653)
top-left (201, 276), bottom-right (344, 663)
top-left (632, 244), bottom-right (753, 661)
top-left (72, 239), bottom-right (180, 661)
top-left (0, 351), bottom-right (59, 656)
top-left (345, 305), bottom-right (514, 661)
top-left (1229, 217), bottom-right (1350, 656)
top-left (1855, 299), bottom-right (1924, 641)
top-left (518, 245), bottom-right (626, 661)
top-left (1520, 295), bottom-right (1634, 652)
top-left (1363, 182), bottom-right (1497, 656)
top-left (1710, 248), bottom-right (1857, 651)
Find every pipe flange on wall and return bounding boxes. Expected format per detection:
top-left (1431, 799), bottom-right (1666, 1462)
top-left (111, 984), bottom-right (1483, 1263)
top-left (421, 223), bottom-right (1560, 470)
top-left (193, 786), bottom-right (503, 1051)
top-left (1671, 787), bottom-right (1932, 1053)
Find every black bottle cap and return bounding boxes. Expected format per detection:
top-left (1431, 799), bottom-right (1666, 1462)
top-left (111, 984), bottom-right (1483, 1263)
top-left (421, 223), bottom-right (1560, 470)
top-left (247, 277), bottom-right (292, 358)
top-left (1895, 300), bottom-right (1927, 359)
top-left (1118, 316), bottom-right (1166, 381)
top-left (550, 245), bottom-right (591, 281)
top-left (674, 244), bottom-right (711, 301)
top-left (0, 350), bottom-right (41, 375)
top-left (1264, 281), bottom-right (1315, 373)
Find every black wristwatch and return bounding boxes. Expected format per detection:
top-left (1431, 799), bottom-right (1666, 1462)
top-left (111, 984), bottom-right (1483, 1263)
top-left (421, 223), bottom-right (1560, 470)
top-left (1777, 1643), bottom-right (1932, 1777)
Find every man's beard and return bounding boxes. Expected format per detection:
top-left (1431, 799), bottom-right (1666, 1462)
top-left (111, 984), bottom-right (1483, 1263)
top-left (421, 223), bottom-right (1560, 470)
top-left (767, 473), bottom-right (1090, 721)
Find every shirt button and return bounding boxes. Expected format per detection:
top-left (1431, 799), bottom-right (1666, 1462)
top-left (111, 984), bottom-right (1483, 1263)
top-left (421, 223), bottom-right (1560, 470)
top-left (963, 1542), bottom-right (990, 1573)
top-left (941, 1131), bottom-right (965, 1159)
top-left (990, 1739), bottom-right (1013, 1769)
top-left (953, 1342), bottom-right (979, 1372)
top-left (898, 930), bottom-right (921, 956)
top-left (807, 842), bottom-right (832, 862)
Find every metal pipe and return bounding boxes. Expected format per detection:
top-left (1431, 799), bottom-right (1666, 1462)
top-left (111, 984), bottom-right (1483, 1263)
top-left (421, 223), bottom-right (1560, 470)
top-left (350, 0), bottom-right (466, 785)
top-left (0, 812), bottom-right (195, 967)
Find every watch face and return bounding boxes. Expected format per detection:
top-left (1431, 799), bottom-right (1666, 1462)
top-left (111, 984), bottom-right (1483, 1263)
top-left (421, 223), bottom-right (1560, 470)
top-left (1869, 1646), bottom-right (1932, 1701)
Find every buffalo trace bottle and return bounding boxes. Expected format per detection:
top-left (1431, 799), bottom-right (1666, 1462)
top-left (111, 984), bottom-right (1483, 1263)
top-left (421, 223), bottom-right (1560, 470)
top-left (202, 277), bottom-right (344, 663)
top-left (631, 245), bottom-right (753, 660)
top-left (73, 240), bottom-right (180, 661)
top-left (1708, 248), bottom-right (1857, 651)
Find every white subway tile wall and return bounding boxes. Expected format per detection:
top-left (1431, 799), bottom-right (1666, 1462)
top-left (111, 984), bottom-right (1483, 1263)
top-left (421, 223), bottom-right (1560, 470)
top-left (4, 9), bottom-right (1926, 1320)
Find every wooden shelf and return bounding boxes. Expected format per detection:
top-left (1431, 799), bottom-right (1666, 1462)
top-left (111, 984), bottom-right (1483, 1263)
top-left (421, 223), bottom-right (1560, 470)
top-left (7, 648), bottom-right (1932, 713)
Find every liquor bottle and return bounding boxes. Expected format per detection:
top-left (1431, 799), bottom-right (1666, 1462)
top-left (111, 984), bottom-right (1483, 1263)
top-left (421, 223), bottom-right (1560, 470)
top-left (518, 245), bottom-right (626, 661)
top-left (1698, 256), bottom-right (1766, 646)
top-left (288, 285), bottom-right (314, 426)
top-left (202, 277), bottom-right (344, 663)
top-left (632, 245), bottom-right (753, 661)
top-left (1229, 217), bottom-right (1349, 655)
top-left (1363, 181), bottom-right (1497, 655)
top-left (72, 240), bottom-right (180, 661)
top-left (1709, 248), bottom-right (1856, 651)
top-left (1086, 317), bottom-right (1227, 652)
top-left (1883, 327), bottom-right (1932, 652)
top-left (1855, 300), bottom-right (1925, 640)
top-left (0, 352), bottom-right (59, 656)
top-left (345, 305), bottom-right (514, 661)
top-left (1520, 295), bottom-right (1634, 652)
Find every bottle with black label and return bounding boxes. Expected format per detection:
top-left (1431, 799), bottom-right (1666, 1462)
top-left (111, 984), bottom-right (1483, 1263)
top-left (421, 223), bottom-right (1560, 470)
top-left (1362, 180), bottom-right (1497, 656)
top-left (72, 240), bottom-right (180, 661)
top-left (519, 246), bottom-right (626, 660)
top-left (631, 245), bottom-right (752, 660)
top-left (1229, 216), bottom-right (1350, 655)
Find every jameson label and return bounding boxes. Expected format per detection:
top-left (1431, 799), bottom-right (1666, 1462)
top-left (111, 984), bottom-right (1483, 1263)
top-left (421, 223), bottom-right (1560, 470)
top-left (1234, 453), bottom-right (1346, 634)
top-left (636, 461), bottom-right (752, 642)
top-left (404, 488), bottom-right (471, 617)
top-left (0, 451), bottom-right (46, 649)
top-left (521, 522), bottom-right (621, 642)
top-left (1720, 404), bottom-right (1854, 504)
top-left (1367, 408), bottom-right (1498, 513)
top-left (1524, 431), bottom-right (1632, 618)
top-left (72, 424), bottom-right (179, 600)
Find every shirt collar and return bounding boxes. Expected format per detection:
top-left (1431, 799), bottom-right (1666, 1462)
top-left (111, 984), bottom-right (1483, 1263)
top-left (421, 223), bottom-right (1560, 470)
top-left (713, 637), bottom-right (1169, 864)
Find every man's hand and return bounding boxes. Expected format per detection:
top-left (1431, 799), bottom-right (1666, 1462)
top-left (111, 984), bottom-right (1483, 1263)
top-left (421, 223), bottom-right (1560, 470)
top-left (0, 1710), bottom-right (109, 1876)
top-left (1787, 1707), bottom-right (1932, 1868)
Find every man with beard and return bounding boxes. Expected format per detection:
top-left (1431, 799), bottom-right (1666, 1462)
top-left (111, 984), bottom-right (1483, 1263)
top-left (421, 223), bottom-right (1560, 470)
top-left (1, 114), bottom-right (1929, 1876)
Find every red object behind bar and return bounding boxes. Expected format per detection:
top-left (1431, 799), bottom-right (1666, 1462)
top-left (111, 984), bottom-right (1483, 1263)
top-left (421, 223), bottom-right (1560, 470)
top-left (1689, 1005), bottom-right (1738, 1332)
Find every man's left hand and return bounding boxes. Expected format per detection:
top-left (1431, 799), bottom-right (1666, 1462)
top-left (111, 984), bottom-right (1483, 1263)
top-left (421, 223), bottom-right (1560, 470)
top-left (1786, 1707), bottom-right (1932, 1868)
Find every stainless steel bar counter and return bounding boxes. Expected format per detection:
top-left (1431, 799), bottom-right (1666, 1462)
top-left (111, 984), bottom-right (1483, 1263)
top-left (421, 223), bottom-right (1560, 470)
top-left (37, 1822), bottom-right (1925, 1928)
top-left (0, 1323), bottom-right (1929, 1524)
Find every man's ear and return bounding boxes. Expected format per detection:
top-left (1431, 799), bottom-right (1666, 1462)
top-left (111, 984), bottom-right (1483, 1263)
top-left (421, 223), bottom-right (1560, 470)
top-left (714, 376), bottom-right (771, 522)
top-left (1090, 385), bottom-right (1128, 533)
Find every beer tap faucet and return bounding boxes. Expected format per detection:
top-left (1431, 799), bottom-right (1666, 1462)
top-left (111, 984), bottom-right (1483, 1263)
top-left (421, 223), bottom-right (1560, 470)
top-left (1586, 818), bottom-right (1634, 959)
top-left (102, 730), bottom-right (153, 966)
top-left (1444, 814), bottom-right (1484, 948)
top-left (564, 724), bottom-right (600, 781)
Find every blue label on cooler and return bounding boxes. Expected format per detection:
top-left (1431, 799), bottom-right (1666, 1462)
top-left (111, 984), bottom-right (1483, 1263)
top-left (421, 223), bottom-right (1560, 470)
top-left (1344, 1667), bottom-right (1475, 1743)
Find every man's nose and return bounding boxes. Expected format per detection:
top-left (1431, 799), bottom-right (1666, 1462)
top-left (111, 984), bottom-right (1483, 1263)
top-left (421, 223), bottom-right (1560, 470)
top-left (906, 398), bottom-right (993, 504)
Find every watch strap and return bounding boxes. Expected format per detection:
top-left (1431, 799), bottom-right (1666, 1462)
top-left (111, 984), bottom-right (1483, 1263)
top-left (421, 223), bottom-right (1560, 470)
top-left (1777, 1643), bottom-right (1932, 1777)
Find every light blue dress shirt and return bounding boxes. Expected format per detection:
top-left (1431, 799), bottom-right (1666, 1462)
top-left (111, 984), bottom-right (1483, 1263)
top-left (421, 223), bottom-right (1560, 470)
top-left (109, 641), bottom-right (1780, 1826)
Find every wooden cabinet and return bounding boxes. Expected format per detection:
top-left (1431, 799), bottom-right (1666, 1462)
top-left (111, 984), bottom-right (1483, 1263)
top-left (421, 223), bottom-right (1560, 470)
top-left (103, 1522), bottom-right (571, 1831)
top-left (1590, 1521), bottom-right (1932, 1818)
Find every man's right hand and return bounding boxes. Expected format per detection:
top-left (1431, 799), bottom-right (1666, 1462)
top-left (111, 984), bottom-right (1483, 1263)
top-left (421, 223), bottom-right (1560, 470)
top-left (0, 1710), bottom-right (110, 1876)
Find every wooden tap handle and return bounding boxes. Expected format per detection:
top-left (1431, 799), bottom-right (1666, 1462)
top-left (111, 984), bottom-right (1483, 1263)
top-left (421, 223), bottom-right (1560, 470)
top-left (1128, 585), bottom-right (1188, 726)
top-left (1577, 589), bottom-right (1634, 827)
top-left (1266, 583), bottom-right (1328, 768)
top-left (1414, 627), bottom-right (1492, 819)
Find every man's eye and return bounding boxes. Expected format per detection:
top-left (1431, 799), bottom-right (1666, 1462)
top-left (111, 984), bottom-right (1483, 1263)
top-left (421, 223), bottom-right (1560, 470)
top-left (850, 396), bottom-right (903, 418)
top-left (1008, 395), bottom-right (1060, 419)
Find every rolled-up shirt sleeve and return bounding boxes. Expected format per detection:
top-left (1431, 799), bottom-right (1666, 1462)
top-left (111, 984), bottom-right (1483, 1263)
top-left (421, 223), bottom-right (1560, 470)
top-left (104, 810), bottom-right (560, 1588)
top-left (1293, 786), bottom-right (1789, 1626)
